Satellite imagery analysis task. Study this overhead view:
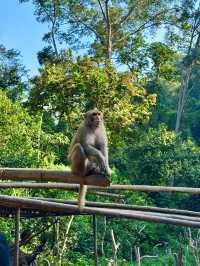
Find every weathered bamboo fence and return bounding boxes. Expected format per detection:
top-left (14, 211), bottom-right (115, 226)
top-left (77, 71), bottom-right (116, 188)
top-left (0, 182), bottom-right (125, 198)
top-left (0, 168), bottom-right (110, 186)
top-left (33, 198), bottom-right (200, 218)
top-left (0, 195), bottom-right (199, 228)
top-left (0, 167), bottom-right (200, 265)
top-left (2, 168), bottom-right (200, 194)
top-left (0, 168), bottom-right (200, 227)
top-left (103, 184), bottom-right (200, 194)
top-left (30, 198), bottom-right (200, 222)
top-left (0, 180), bottom-right (200, 194)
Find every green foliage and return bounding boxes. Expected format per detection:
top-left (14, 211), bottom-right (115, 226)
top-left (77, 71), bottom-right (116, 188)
top-left (0, 90), bottom-right (41, 167)
top-left (119, 34), bottom-right (149, 73)
top-left (21, 0), bottom-right (171, 61)
top-left (0, 44), bottom-right (27, 101)
top-left (0, 90), bottom-right (69, 167)
top-left (118, 124), bottom-right (200, 188)
top-left (148, 42), bottom-right (179, 79)
top-left (28, 56), bottom-right (156, 145)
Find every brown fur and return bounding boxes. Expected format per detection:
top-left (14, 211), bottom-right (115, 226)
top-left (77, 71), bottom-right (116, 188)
top-left (68, 109), bottom-right (111, 176)
top-left (68, 109), bottom-right (111, 209)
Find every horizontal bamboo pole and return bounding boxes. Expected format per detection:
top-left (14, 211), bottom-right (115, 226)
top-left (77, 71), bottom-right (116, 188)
top-left (89, 191), bottom-right (126, 199)
top-left (0, 195), bottom-right (199, 228)
top-left (134, 211), bottom-right (200, 222)
top-left (95, 184), bottom-right (200, 194)
top-left (0, 182), bottom-right (79, 189)
top-left (35, 198), bottom-right (200, 218)
top-left (0, 182), bottom-right (125, 198)
top-left (0, 178), bottom-right (200, 195)
top-left (0, 167), bottom-right (200, 193)
top-left (0, 168), bottom-right (110, 186)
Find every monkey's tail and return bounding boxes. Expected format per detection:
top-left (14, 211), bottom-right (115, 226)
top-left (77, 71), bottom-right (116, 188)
top-left (78, 185), bottom-right (87, 210)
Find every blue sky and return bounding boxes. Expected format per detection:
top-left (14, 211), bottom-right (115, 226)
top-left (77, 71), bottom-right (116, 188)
top-left (0, 0), bottom-right (47, 76)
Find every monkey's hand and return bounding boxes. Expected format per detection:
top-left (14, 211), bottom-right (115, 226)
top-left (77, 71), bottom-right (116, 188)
top-left (98, 165), bottom-right (111, 177)
top-left (105, 166), bottom-right (111, 177)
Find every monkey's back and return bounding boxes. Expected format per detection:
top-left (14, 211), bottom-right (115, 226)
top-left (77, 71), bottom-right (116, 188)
top-left (68, 122), bottom-right (88, 158)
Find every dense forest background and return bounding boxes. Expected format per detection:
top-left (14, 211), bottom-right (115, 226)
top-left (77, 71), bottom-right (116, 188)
top-left (1, 0), bottom-right (200, 265)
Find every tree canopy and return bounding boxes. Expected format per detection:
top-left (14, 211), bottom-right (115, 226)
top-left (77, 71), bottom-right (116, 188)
top-left (1, 0), bottom-right (200, 265)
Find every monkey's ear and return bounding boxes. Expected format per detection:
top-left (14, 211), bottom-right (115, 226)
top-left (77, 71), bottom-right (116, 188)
top-left (84, 111), bottom-right (89, 118)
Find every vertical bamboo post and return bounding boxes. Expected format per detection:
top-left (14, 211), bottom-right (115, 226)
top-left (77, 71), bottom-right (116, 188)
top-left (93, 215), bottom-right (98, 266)
top-left (14, 208), bottom-right (20, 266)
top-left (78, 184), bottom-right (87, 209)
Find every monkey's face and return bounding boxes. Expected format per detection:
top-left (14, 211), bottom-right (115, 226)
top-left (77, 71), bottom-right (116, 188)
top-left (85, 110), bottom-right (103, 128)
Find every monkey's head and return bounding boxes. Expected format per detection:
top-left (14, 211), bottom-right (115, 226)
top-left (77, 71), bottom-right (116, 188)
top-left (85, 109), bottom-right (103, 128)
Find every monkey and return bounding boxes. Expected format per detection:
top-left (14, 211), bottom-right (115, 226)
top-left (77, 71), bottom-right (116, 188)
top-left (68, 109), bottom-right (111, 209)
top-left (68, 109), bottom-right (111, 176)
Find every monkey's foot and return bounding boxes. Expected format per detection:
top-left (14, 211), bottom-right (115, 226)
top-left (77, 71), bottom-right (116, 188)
top-left (85, 168), bottom-right (108, 177)
top-left (85, 168), bottom-right (99, 176)
top-left (101, 172), bottom-right (111, 182)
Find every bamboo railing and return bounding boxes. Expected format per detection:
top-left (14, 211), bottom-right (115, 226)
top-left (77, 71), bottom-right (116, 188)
top-left (0, 168), bottom-right (110, 186)
top-left (1, 167), bottom-right (200, 266)
top-left (34, 198), bottom-right (200, 218)
top-left (0, 195), bottom-right (199, 228)
top-left (2, 168), bottom-right (200, 193)
top-left (0, 167), bottom-right (200, 225)
top-left (0, 180), bottom-right (200, 194)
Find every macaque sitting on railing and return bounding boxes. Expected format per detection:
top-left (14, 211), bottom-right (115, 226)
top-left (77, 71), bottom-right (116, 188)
top-left (68, 109), bottom-right (111, 209)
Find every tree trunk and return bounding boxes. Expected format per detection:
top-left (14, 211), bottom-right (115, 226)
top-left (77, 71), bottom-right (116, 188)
top-left (105, 0), bottom-right (112, 62)
top-left (101, 216), bottom-right (107, 256)
top-left (134, 246), bottom-right (141, 266)
top-left (51, 26), bottom-right (59, 58)
top-left (14, 208), bottom-right (20, 266)
top-left (175, 249), bottom-right (184, 266)
top-left (57, 216), bottom-right (74, 266)
top-left (54, 217), bottom-right (60, 257)
top-left (37, 113), bottom-right (43, 165)
top-left (175, 65), bottom-right (192, 133)
top-left (175, 33), bottom-right (200, 133)
top-left (93, 215), bottom-right (98, 266)
top-left (111, 230), bottom-right (119, 266)
top-left (51, 2), bottom-right (59, 58)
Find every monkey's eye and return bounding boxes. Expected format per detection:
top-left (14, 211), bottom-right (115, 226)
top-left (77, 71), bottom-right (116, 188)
top-left (92, 112), bottom-right (97, 116)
